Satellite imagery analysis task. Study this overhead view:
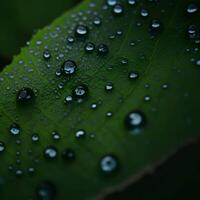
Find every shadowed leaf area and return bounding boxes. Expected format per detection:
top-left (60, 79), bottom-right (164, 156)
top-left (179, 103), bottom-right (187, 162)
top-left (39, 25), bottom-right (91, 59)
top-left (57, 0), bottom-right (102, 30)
top-left (0, 0), bottom-right (81, 60)
top-left (0, 0), bottom-right (200, 199)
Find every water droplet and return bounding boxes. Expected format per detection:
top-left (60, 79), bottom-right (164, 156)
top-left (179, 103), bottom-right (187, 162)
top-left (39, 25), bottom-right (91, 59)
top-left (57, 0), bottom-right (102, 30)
top-left (196, 59), bottom-right (200, 66)
top-left (17, 88), bottom-right (35, 103)
top-left (129, 71), bottom-right (139, 80)
top-left (44, 147), bottom-right (58, 159)
top-left (32, 134), bottom-right (40, 142)
top-left (0, 142), bottom-right (5, 153)
top-left (144, 95), bottom-right (151, 102)
top-left (43, 50), bottom-right (51, 60)
top-left (125, 111), bottom-right (145, 130)
top-left (84, 42), bottom-right (95, 53)
top-left (93, 16), bottom-right (102, 26)
top-left (75, 25), bottom-right (89, 38)
top-left (61, 60), bottom-right (77, 76)
top-left (91, 103), bottom-right (97, 109)
top-left (65, 95), bottom-right (73, 103)
top-left (97, 44), bottom-right (109, 55)
top-left (140, 9), bottom-right (149, 17)
top-left (113, 4), bottom-right (124, 15)
top-left (36, 181), bottom-right (56, 200)
top-left (10, 124), bottom-right (20, 136)
top-left (72, 85), bottom-right (88, 100)
top-left (67, 36), bottom-right (75, 44)
top-left (150, 19), bottom-right (161, 35)
top-left (16, 169), bottom-right (23, 177)
top-left (52, 132), bottom-right (61, 141)
top-left (100, 155), bottom-right (119, 174)
top-left (187, 3), bottom-right (198, 14)
top-left (106, 112), bottom-right (113, 117)
top-left (62, 148), bottom-right (75, 161)
top-left (127, 0), bottom-right (136, 5)
top-left (107, 0), bottom-right (117, 6)
top-left (75, 129), bottom-right (86, 138)
top-left (105, 82), bottom-right (113, 92)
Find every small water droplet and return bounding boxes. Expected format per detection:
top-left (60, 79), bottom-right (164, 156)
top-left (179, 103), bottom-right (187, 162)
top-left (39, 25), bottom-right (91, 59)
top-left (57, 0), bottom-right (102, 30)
top-left (65, 95), bottom-right (73, 103)
top-left (75, 129), bottom-right (86, 139)
top-left (32, 134), bottom-right (40, 142)
top-left (36, 181), bottom-right (56, 200)
top-left (72, 85), bottom-right (88, 100)
top-left (0, 142), bottom-right (5, 153)
top-left (196, 59), bottom-right (200, 66)
top-left (97, 44), bottom-right (109, 56)
top-left (43, 50), bottom-right (51, 60)
top-left (140, 9), bottom-right (149, 17)
top-left (10, 124), bottom-right (20, 136)
top-left (105, 82), bottom-right (114, 92)
top-left (100, 155), bottom-right (119, 174)
top-left (129, 71), bottom-right (139, 80)
top-left (84, 42), bottom-right (95, 53)
top-left (44, 147), bottom-right (58, 159)
top-left (17, 88), bottom-right (35, 103)
top-left (51, 132), bottom-right (61, 141)
top-left (127, 0), bottom-right (136, 5)
top-left (93, 16), bottom-right (102, 26)
top-left (113, 4), bottom-right (124, 15)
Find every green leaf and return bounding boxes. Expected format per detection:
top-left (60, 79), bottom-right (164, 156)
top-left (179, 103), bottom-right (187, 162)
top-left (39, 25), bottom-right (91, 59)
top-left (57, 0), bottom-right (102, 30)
top-left (0, 0), bottom-right (200, 199)
top-left (0, 0), bottom-right (81, 58)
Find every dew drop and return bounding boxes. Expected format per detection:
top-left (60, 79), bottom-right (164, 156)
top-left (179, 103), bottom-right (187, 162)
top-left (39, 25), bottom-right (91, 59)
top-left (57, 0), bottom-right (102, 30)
top-left (129, 71), bottom-right (139, 80)
top-left (43, 50), bottom-right (51, 60)
top-left (187, 3), bottom-right (198, 14)
top-left (61, 60), bottom-right (77, 76)
top-left (97, 44), bottom-right (109, 56)
top-left (44, 147), bottom-right (58, 159)
top-left (75, 25), bottom-right (89, 38)
top-left (105, 82), bottom-right (113, 92)
top-left (72, 85), bottom-right (88, 100)
top-left (65, 95), bottom-right (73, 103)
top-left (10, 124), bottom-right (20, 136)
top-left (17, 88), bottom-right (35, 103)
top-left (140, 9), bottom-right (149, 17)
top-left (67, 36), bottom-right (75, 44)
top-left (100, 155), bottom-right (119, 174)
top-left (32, 134), bottom-right (40, 142)
top-left (113, 4), bottom-right (124, 15)
top-left (125, 111), bottom-right (145, 130)
top-left (106, 0), bottom-right (117, 6)
top-left (93, 16), bottom-right (102, 26)
top-left (196, 59), bottom-right (200, 66)
top-left (51, 132), bottom-right (61, 141)
top-left (84, 42), bottom-right (95, 53)
top-left (128, 0), bottom-right (136, 5)
top-left (0, 142), bottom-right (5, 153)
top-left (75, 129), bottom-right (86, 139)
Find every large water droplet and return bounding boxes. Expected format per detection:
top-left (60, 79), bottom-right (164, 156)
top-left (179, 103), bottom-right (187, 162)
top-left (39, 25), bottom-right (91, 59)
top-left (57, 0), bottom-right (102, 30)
top-left (72, 85), bottom-right (88, 100)
top-left (125, 111), bottom-right (145, 130)
top-left (75, 25), bottom-right (89, 38)
top-left (75, 129), bottom-right (86, 139)
top-left (61, 60), bottom-right (77, 75)
top-left (187, 3), bottom-right (198, 14)
top-left (100, 155), bottom-right (119, 174)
